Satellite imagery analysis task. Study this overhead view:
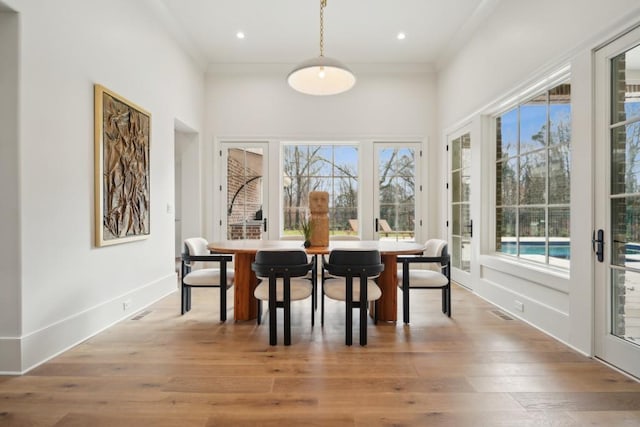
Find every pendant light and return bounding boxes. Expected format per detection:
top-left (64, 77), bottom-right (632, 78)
top-left (287, 0), bottom-right (356, 96)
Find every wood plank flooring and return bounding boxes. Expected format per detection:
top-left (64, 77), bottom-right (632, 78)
top-left (1, 283), bottom-right (640, 426)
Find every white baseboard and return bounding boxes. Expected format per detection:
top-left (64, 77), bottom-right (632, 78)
top-left (0, 273), bottom-right (177, 375)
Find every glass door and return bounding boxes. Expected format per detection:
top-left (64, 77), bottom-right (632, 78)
top-left (594, 29), bottom-right (640, 379)
top-left (221, 143), bottom-right (269, 240)
top-left (374, 144), bottom-right (420, 241)
top-left (450, 132), bottom-right (472, 286)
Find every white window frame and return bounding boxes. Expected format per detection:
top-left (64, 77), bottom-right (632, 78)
top-left (488, 68), bottom-right (572, 273)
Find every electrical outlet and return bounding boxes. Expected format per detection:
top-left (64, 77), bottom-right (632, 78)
top-left (123, 299), bottom-right (132, 311)
top-left (514, 300), bottom-right (524, 312)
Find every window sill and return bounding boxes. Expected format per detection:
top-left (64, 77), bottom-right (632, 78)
top-left (479, 253), bottom-right (570, 294)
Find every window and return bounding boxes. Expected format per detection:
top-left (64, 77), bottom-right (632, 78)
top-left (495, 83), bottom-right (571, 268)
top-left (223, 145), bottom-right (267, 240)
top-left (376, 146), bottom-right (417, 241)
top-left (282, 144), bottom-right (358, 236)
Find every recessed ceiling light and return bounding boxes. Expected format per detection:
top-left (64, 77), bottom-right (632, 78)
top-left (397, 32), bottom-right (406, 40)
top-left (236, 31), bottom-right (245, 39)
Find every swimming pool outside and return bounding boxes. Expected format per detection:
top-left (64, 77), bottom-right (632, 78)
top-left (499, 238), bottom-right (571, 259)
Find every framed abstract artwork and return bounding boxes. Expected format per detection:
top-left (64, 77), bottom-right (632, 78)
top-left (94, 84), bottom-right (151, 246)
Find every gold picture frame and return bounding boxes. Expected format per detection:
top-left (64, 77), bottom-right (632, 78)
top-left (94, 84), bottom-right (151, 247)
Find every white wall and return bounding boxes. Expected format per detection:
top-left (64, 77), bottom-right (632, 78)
top-left (175, 128), bottom-right (202, 254)
top-left (438, 0), bottom-right (640, 126)
top-left (0, 0), bottom-right (205, 373)
top-left (0, 8), bottom-right (21, 370)
top-left (174, 145), bottom-right (182, 258)
top-left (203, 66), bottom-right (439, 240)
top-left (437, 0), bottom-right (640, 354)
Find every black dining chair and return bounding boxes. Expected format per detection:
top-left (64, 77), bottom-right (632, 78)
top-left (251, 250), bottom-right (314, 345)
top-left (321, 249), bottom-right (384, 346)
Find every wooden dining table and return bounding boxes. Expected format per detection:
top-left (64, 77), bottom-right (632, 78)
top-left (208, 239), bottom-right (425, 322)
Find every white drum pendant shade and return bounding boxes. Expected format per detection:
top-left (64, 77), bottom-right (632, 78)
top-left (288, 56), bottom-right (356, 96)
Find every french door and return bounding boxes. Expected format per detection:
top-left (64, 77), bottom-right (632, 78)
top-left (220, 142), bottom-right (269, 240)
top-left (448, 130), bottom-right (473, 288)
top-left (594, 27), bottom-right (640, 379)
top-left (373, 143), bottom-right (421, 241)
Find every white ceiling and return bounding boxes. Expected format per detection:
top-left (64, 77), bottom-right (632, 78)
top-left (155, 0), bottom-right (501, 70)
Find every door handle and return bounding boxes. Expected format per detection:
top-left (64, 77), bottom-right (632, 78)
top-left (375, 218), bottom-right (379, 232)
top-left (263, 218), bottom-right (268, 232)
top-left (592, 229), bottom-right (604, 263)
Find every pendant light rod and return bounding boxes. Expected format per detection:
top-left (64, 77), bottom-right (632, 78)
top-left (319, 0), bottom-right (326, 57)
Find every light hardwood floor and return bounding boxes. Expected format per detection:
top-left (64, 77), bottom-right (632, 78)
top-left (1, 283), bottom-right (640, 426)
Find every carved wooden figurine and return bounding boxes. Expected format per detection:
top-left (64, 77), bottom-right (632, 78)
top-left (309, 191), bottom-right (329, 246)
